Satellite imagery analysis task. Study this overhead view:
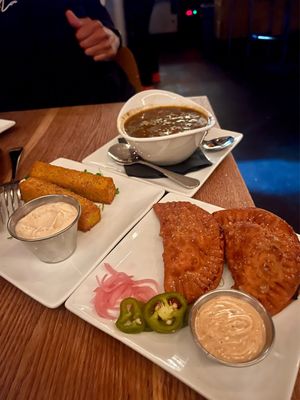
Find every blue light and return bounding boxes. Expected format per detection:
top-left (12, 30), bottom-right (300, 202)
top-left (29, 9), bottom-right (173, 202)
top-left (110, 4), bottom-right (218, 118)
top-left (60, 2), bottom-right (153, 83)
top-left (237, 159), bottom-right (300, 196)
top-left (251, 34), bottom-right (276, 41)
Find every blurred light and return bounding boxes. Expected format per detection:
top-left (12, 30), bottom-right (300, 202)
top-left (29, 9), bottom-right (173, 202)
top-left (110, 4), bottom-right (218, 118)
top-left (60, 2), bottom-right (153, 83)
top-left (251, 34), bottom-right (276, 41)
top-left (238, 159), bottom-right (300, 195)
top-left (193, 9), bottom-right (197, 15)
top-left (185, 9), bottom-right (193, 16)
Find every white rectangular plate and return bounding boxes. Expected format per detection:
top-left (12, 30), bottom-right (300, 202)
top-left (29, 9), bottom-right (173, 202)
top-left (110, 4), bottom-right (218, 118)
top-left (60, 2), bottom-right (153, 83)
top-left (0, 119), bottom-right (16, 134)
top-left (65, 193), bottom-right (300, 400)
top-left (83, 127), bottom-right (243, 197)
top-left (0, 158), bottom-right (164, 308)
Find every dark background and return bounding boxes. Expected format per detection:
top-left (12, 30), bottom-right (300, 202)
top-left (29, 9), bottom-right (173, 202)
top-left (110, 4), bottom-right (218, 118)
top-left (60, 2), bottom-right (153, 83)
top-left (149, 0), bottom-right (300, 232)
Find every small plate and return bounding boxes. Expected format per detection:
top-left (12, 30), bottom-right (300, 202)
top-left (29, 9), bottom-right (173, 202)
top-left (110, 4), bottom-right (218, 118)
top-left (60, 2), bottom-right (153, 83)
top-left (0, 119), bottom-right (16, 134)
top-left (65, 193), bottom-right (300, 400)
top-left (0, 158), bottom-right (164, 308)
top-left (83, 127), bottom-right (243, 197)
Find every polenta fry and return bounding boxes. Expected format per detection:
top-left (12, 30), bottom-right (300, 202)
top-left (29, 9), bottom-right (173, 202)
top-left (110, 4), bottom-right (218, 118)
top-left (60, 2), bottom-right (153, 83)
top-left (20, 177), bottom-right (101, 232)
top-left (30, 161), bottom-right (116, 204)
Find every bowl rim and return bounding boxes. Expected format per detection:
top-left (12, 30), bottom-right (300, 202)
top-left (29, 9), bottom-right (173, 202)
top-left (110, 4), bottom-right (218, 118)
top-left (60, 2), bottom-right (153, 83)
top-left (117, 89), bottom-right (216, 143)
top-left (7, 194), bottom-right (81, 242)
top-left (189, 288), bottom-right (275, 367)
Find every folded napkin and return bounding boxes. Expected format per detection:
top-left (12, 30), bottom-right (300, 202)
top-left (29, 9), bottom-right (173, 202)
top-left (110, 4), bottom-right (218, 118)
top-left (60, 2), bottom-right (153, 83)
top-left (118, 139), bottom-right (212, 179)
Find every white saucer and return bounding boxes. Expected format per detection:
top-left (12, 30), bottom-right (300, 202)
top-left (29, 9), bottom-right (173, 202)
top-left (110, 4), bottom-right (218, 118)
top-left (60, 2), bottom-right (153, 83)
top-left (83, 127), bottom-right (243, 197)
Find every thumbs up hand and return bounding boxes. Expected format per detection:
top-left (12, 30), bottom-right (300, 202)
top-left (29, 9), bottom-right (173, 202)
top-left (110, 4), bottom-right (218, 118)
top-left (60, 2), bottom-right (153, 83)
top-left (65, 10), bottom-right (120, 61)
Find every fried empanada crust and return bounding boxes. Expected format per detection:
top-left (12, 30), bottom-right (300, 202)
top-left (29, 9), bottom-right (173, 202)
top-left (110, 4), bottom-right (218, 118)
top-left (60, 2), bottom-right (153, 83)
top-left (153, 202), bottom-right (224, 303)
top-left (213, 208), bottom-right (300, 315)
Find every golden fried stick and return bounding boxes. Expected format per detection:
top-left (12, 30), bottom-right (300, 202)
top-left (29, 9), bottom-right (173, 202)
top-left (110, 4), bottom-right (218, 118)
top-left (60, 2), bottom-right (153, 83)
top-left (153, 201), bottom-right (224, 303)
top-left (29, 161), bottom-right (116, 204)
top-left (20, 177), bottom-right (101, 232)
top-left (213, 208), bottom-right (300, 315)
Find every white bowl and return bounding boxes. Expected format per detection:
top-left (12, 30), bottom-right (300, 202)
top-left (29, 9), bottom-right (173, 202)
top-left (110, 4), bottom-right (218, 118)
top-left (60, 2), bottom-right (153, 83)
top-left (117, 89), bottom-right (216, 166)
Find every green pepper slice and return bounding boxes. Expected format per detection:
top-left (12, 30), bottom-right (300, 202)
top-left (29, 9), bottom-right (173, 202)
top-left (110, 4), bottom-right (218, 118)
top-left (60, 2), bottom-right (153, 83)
top-left (143, 292), bottom-right (188, 333)
top-left (182, 304), bottom-right (192, 328)
top-left (116, 297), bottom-right (146, 334)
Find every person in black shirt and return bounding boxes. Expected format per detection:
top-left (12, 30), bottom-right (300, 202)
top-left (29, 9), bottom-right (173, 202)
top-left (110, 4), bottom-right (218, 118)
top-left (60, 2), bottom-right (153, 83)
top-left (124, 0), bottom-right (160, 87)
top-left (0, 0), bottom-right (134, 111)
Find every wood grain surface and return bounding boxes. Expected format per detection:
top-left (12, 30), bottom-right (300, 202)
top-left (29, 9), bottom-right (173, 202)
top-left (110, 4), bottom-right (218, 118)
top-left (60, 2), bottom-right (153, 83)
top-left (0, 98), bottom-right (298, 400)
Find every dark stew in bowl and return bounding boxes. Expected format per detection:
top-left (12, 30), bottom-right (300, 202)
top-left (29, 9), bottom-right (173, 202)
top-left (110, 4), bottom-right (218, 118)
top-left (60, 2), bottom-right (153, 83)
top-left (124, 106), bottom-right (208, 138)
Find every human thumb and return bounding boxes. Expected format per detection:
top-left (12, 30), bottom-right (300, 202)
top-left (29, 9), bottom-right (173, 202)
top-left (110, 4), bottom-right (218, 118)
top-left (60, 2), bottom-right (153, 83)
top-left (65, 9), bottom-right (82, 29)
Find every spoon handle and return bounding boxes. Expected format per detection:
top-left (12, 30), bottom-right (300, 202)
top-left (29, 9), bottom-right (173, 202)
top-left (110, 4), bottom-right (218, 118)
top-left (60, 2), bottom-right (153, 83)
top-left (138, 160), bottom-right (200, 189)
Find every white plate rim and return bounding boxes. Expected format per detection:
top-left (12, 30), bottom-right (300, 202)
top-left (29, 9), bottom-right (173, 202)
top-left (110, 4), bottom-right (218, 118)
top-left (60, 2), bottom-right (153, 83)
top-left (0, 119), bottom-right (16, 134)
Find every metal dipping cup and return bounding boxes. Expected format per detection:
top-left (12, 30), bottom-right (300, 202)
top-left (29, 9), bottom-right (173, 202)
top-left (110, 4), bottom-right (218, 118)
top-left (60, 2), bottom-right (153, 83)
top-left (7, 195), bottom-right (81, 263)
top-left (189, 289), bottom-right (275, 367)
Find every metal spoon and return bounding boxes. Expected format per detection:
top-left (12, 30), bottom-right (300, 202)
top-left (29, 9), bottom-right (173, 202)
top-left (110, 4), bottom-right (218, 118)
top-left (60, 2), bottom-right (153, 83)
top-left (108, 143), bottom-right (200, 189)
top-left (202, 136), bottom-right (234, 151)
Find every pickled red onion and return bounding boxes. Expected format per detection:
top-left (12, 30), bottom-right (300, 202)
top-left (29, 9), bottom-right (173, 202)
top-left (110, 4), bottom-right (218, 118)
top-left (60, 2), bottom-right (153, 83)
top-left (93, 263), bottom-right (160, 320)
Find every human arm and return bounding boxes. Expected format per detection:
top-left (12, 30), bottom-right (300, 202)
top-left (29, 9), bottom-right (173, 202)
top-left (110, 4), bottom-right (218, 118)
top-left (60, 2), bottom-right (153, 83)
top-left (65, 9), bottom-right (120, 61)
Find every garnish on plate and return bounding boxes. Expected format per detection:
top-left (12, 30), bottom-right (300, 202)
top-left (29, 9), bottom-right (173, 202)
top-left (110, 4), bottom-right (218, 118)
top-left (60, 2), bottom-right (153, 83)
top-left (116, 298), bottom-right (146, 334)
top-left (115, 292), bottom-right (188, 334)
top-left (93, 263), bottom-right (160, 320)
top-left (143, 292), bottom-right (188, 333)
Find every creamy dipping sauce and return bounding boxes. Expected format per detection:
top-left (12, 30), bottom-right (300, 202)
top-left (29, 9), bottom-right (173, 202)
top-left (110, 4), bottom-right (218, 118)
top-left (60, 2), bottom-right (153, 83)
top-left (15, 202), bottom-right (78, 240)
top-left (194, 295), bottom-right (266, 363)
top-left (124, 106), bottom-right (208, 138)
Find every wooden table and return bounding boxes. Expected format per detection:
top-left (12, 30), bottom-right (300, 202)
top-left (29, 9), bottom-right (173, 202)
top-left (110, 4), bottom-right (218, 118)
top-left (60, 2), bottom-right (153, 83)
top-left (0, 98), bottom-right (298, 400)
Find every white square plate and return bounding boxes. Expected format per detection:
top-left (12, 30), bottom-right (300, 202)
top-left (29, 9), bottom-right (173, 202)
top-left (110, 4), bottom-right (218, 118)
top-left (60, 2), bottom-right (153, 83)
top-left (0, 158), bottom-right (164, 308)
top-left (0, 119), bottom-right (16, 134)
top-left (65, 193), bottom-right (300, 400)
top-left (82, 127), bottom-right (243, 197)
